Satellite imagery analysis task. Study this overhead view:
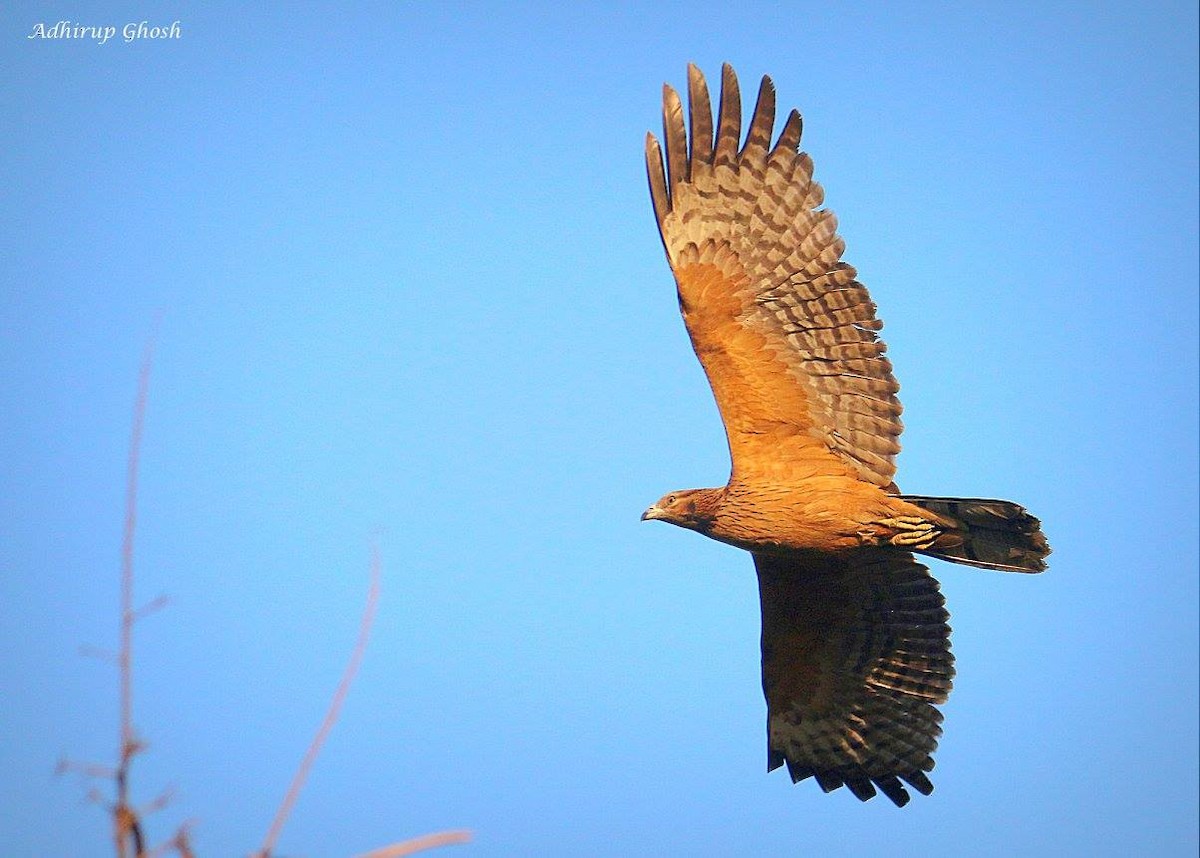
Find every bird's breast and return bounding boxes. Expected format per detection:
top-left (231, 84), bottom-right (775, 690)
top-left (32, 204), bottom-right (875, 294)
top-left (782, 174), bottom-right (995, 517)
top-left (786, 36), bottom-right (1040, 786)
top-left (707, 478), bottom-right (893, 553)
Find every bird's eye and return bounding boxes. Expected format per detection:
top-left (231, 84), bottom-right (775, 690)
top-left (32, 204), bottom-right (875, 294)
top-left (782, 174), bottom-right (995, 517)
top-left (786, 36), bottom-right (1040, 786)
top-left (667, 494), bottom-right (677, 506)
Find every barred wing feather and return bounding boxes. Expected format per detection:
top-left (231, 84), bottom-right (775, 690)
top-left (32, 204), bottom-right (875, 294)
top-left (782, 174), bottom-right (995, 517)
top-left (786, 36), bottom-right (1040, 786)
top-left (755, 550), bottom-right (955, 806)
top-left (646, 64), bottom-right (903, 487)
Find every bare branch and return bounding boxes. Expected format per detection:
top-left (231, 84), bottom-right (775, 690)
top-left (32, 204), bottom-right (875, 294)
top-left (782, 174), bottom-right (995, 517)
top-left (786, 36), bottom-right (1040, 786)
top-left (71, 324), bottom-right (469, 856)
top-left (173, 824), bottom-right (196, 858)
top-left (140, 819), bottom-right (196, 858)
top-left (132, 593), bottom-right (171, 623)
top-left (256, 544), bottom-right (382, 858)
top-left (139, 784), bottom-right (176, 816)
top-left (56, 757), bottom-right (117, 780)
top-left (120, 327), bottom-right (156, 768)
top-left (114, 320), bottom-right (159, 858)
top-left (354, 830), bottom-right (474, 858)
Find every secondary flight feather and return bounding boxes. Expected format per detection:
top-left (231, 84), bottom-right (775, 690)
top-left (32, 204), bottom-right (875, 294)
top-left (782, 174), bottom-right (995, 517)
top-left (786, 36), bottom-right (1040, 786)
top-left (641, 63), bottom-right (1049, 806)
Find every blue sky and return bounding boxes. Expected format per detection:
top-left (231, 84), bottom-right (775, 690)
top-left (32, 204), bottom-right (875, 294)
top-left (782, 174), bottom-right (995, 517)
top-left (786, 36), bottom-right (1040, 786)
top-left (2, 1), bottom-right (1197, 855)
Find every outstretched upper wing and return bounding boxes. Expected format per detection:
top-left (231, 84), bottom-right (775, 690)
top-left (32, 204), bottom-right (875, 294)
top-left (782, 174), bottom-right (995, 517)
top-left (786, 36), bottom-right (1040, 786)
top-left (754, 549), bottom-right (954, 806)
top-left (646, 64), bottom-right (902, 487)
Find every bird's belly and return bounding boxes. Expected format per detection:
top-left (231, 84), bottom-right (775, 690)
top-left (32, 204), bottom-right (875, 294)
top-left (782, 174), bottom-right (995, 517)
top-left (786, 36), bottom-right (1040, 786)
top-left (708, 482), bottom-right (895, 553)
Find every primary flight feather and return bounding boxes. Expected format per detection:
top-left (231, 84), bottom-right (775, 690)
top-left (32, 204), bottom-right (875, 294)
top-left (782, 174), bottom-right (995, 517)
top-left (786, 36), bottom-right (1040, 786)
top-left (641, 63), bottom-right (1049, 806)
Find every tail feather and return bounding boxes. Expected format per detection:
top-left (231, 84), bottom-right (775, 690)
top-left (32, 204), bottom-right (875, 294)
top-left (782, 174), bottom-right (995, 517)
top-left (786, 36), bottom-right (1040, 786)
top-left (901, 496), bottom-right (1050, 573)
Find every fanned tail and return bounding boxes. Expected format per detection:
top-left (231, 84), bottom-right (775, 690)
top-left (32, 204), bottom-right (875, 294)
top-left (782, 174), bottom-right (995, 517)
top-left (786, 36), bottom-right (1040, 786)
top-left (902, 496), bottom-right (1050, 573)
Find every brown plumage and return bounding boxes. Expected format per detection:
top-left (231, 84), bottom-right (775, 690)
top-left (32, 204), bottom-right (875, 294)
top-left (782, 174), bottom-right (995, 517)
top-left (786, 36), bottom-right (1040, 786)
top-left (641, 64), bottom-right (1050, 806)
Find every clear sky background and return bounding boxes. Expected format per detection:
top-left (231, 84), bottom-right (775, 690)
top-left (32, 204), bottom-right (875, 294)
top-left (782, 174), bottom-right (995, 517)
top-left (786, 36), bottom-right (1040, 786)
top-left (2, 2), bottom-right (1197, 856)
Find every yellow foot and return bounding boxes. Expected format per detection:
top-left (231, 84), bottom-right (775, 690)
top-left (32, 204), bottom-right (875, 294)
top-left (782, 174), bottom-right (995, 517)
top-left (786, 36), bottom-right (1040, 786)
top-left (878, 516), bottom-right (941, 549)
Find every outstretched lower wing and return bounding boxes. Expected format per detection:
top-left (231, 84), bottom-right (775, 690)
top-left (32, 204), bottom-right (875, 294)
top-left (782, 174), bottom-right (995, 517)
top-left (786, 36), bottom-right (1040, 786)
top-left (754, 549), bottom-right (954, 806)
top-left (647, 64), bottom-right (902, 487)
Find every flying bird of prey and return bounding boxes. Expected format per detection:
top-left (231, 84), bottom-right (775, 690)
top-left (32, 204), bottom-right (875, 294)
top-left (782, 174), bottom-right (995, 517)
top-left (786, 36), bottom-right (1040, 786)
top-left (641, 64), bottom-right (1049, 807)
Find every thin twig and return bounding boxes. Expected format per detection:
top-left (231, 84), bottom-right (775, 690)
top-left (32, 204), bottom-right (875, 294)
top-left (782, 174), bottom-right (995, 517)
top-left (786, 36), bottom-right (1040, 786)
top-left (140, 820), bottom-right (196, 858)
top-left (116, 327), bottom-right (158, 858)
top-left (132, 594), bottom-right (171, 623)
top-left (353, 830), bottom-right (474, 858)
top-left (256, 544), bottom-right (382, 858)
top-left (55, 758), bottom-right (117, 780)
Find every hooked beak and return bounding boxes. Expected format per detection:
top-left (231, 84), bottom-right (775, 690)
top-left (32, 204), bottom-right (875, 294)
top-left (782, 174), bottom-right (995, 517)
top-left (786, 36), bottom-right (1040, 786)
top-left (641, 504), bottom-right (663, 522)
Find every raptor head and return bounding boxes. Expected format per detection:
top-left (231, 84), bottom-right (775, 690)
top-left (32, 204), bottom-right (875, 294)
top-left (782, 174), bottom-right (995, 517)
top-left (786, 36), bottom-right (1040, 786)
top-left (641, 488), bottom-right (722, 532)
